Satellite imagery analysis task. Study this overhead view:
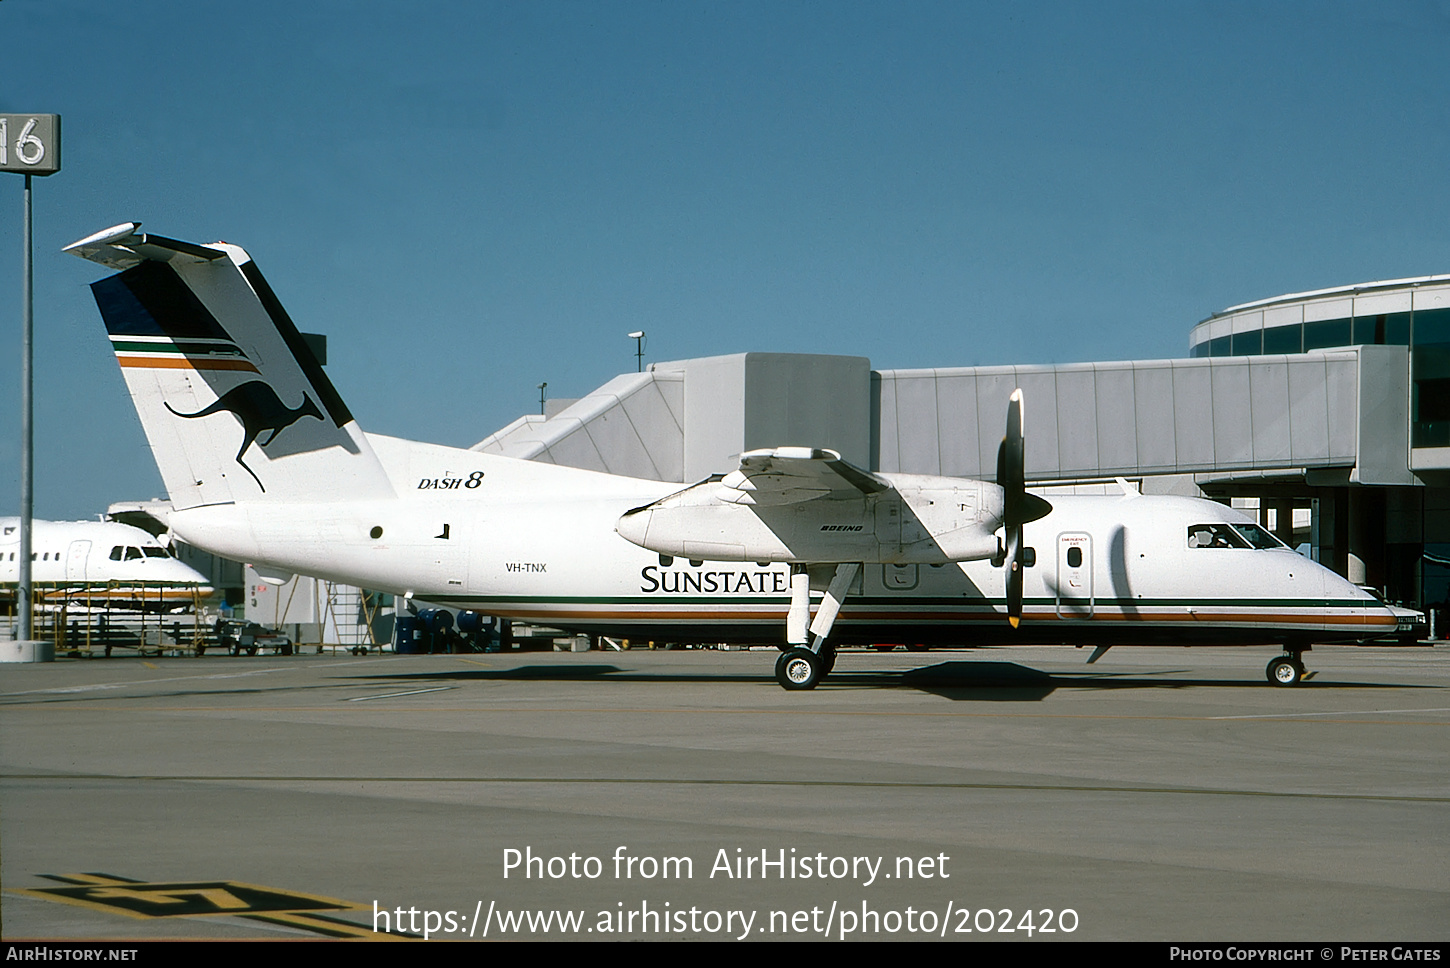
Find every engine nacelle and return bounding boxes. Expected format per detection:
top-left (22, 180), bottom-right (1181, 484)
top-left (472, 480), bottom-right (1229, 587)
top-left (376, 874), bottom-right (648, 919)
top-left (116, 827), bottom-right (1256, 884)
top-left (616, 474), bottom-right (1006, 564)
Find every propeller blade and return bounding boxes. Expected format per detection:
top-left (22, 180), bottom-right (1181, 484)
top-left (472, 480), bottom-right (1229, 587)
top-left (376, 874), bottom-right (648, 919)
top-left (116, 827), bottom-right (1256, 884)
top-left (1004, 526), bottom-right (1023, 628)
top-left (998, 388), bottom-right (1050, 628)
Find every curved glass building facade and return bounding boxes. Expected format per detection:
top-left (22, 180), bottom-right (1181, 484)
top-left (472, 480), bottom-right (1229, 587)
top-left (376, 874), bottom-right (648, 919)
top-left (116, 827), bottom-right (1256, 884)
top-left (1189, 276), bottom-right (1450, 449)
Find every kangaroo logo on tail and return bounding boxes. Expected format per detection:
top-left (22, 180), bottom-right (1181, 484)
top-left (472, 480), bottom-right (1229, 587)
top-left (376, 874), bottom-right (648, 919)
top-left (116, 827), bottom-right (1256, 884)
top-left (166, 381), bottom-right (325, 492)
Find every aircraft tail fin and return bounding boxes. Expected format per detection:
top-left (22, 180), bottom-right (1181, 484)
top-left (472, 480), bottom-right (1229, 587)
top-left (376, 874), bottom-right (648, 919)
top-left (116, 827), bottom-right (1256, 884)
top-left (66, 223), bottom-right (396, 510)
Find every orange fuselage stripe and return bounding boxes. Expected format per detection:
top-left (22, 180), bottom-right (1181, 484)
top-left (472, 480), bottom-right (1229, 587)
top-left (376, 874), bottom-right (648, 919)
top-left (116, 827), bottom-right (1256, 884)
top-left (480, 606), bottom-right (1398, 627)
top-left (116, 355), bottom-right (259, 372)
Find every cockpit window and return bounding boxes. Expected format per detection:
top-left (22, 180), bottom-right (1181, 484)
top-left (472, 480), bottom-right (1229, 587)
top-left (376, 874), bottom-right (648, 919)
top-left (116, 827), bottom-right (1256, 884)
top-left (110, 545), bottom-right (123, 561)
top-left (143, 546), bottom-right (168, 558)
top-left (125, 546), bottom-right (143, 560)
top-left (1231, 524), bottom-right (1286, 550)
top-left (1187, 524), bottom-right (1250, 549)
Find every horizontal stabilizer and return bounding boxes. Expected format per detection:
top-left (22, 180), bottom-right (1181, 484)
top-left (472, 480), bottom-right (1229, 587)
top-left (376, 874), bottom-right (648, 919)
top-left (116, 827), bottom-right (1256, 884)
top-left (64, 222), bottom-right (228, 271)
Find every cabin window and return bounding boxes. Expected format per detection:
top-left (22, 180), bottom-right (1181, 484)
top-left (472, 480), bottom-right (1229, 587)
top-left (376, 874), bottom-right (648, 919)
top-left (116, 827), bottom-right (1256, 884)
top-left (1066, 546), bottom-right (1083, 568)
top-left (1187, 524), bottom-right (1249, 549)
top-left (110, 546), bottom-right (123, 560)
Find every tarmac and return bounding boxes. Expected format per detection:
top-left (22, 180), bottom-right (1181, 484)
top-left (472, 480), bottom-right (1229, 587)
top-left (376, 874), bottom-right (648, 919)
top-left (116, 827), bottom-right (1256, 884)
top-left (1, 643), bottom-right (1445, 942)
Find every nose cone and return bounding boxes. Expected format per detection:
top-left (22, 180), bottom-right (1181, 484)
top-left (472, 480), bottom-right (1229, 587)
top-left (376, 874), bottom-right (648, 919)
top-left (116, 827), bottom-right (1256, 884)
top-left (169, 560), bottom-right (213, 594)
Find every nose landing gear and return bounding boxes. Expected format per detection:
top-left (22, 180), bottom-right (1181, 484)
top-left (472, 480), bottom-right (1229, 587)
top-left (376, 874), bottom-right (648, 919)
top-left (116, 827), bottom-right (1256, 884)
top-left (1266, 653), bottom-right (1307, 686)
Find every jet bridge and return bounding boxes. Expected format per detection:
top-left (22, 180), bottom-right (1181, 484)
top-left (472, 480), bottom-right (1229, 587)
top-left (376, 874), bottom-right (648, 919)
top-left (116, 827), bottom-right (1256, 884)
top-left (478, 345), bottom-right (1430, 611)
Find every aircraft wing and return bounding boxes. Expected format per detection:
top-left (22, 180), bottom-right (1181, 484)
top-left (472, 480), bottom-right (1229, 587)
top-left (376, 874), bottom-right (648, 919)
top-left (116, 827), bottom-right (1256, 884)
top-left (717, 447), bottom-right (889, 506)
top-left (617, 446), bottom-right (1006, 565)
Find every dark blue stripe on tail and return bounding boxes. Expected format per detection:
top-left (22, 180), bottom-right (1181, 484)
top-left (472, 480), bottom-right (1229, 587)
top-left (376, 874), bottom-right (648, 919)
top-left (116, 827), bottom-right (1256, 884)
top-left (91, 261), bottom-right (232, 340)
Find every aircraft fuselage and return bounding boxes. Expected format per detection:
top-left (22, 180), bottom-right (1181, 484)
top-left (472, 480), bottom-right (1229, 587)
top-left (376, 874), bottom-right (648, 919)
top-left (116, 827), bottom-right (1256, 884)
top-left (168, 440), bottom-right (1398, 647)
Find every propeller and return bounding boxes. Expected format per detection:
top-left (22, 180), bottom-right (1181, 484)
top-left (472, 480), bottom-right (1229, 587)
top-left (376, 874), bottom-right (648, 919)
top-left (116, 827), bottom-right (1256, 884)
top-left (997, 389), bottom-right (1052, 628)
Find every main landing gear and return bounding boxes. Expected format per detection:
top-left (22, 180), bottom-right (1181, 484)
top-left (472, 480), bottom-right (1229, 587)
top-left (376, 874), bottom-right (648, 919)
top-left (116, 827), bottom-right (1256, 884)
top-left (1266, 652), bottom-right (1308, 686)
top-left (775, 643), bottom-right (838, 691)
top-left (776, 648), bottom-right (819, 690)
top-left (774, 563), bottom-right (855, 690)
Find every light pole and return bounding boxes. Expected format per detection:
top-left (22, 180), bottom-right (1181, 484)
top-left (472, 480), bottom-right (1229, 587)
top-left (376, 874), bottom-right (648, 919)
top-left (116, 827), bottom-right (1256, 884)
top-left (19, 173), bottom-right (32, 644)
top-left (3, 115), bottom-right (61, 649)
top-left (537, 382), bottom-right (547, 415)
top-left (628, 331), bottom-right (646, 373)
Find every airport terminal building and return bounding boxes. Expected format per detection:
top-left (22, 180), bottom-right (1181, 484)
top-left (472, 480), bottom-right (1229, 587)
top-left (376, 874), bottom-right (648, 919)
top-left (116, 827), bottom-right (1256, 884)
top-left (473, 274), bottom-right (1450, 627)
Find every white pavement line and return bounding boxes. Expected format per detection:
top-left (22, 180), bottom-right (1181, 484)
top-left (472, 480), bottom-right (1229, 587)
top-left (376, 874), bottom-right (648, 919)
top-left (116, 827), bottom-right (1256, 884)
top-left (2, 668), bottom-right (287, 696)
top-left (346, 686), bottom-right (456, 702)
top-left (1209, 706), bottom-right (1450, 720)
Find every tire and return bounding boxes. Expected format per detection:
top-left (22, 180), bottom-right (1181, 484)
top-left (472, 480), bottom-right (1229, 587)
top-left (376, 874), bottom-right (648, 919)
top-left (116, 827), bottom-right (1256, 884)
top-left (1266, 656), bottom-right (1302, 686)
top-left (775, 648), bottom-right (821, 691)
top-left (819, 645), bottom-right (837, 677)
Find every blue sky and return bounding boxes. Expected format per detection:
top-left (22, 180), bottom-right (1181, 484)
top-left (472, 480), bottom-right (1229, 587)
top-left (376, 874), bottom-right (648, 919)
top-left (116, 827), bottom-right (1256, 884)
top-left (3, 0), bottom-right (1449, 518)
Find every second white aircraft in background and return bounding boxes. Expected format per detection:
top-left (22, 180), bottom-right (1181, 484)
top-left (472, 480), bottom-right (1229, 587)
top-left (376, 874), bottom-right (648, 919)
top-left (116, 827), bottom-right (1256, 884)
top-left (0, 516), bottom-right (212, 610)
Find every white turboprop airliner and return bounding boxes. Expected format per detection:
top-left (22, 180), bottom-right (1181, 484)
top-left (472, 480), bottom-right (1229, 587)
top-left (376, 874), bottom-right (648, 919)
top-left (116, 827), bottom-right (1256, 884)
top-left (1, 516), bottom-right (212, 609)
top-left (65, 222), bottom-right (1417, 689)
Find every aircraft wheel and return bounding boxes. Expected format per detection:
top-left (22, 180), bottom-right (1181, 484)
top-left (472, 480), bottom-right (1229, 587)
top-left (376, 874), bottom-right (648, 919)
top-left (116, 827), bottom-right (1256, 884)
top-left (1266, 656), bottom-right (1302, 686)
top-left (775, 648), bottom-right (821, 691)
top-left (820, 645), bottom-right (837, 677)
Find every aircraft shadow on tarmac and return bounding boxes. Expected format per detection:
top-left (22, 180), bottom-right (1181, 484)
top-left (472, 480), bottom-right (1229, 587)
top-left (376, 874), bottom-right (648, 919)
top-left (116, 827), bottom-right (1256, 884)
top-left (337, 659), bottom-right (1437, 702)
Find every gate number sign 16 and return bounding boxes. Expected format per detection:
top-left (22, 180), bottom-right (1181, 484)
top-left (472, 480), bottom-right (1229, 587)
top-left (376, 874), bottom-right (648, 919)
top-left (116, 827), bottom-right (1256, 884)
top-left (0, 115), bottom-right (61, 175)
